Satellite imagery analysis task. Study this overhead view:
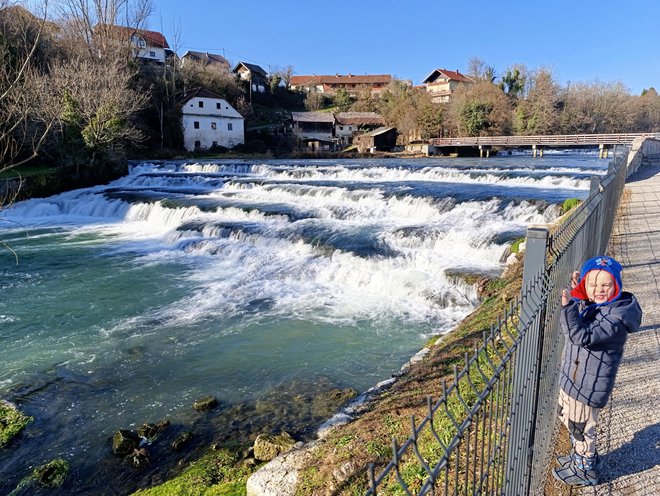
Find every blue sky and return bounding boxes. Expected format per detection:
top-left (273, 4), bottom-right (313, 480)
top-left (150, 0), bottom-right (659, 95)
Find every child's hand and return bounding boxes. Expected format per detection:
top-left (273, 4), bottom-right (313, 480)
top-left (570, 270), bottom-right (580, 289)
top-left (561, 271), bottom-right (580, 305)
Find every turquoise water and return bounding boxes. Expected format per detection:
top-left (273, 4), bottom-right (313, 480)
top-left (0, 155), bottom-right (606, 494)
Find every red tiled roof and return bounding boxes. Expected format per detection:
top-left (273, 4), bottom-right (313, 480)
top-left (422, 68), bottom-right (474, 84)
top-left (98, 24), bottom-right (170, 49)
top-left (290, 74), bottom-right (392, 85)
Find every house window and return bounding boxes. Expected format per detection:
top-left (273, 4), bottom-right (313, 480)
top-left (349, 126), bottom-right (352, 131)
top-left (194, 140), bottom-right (201, 148)
top-left (227, 123), bottom-right (233, 131)
top-left (216, 103), bottom-right (221, 109)
top-left (339, 126), bottom-right (344, 131)
top-left (198, 101), bottom-right (204, 108)
top-left (149, 51), bottom-right (156, 57)
top-left (194, 121), bottom-right (199, 129)
top-left (130, 34), bottom-right (146, 48)
top-left (211, 122), bottom-right (217, 130)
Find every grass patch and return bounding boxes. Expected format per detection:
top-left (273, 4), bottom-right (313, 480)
top-left (131, 445), bottom-right (256, 496)
top-left (560, 198), bottom-right (581, 215)
top-left (0, 402), bottom-right (33, 448)
top-left (0, 165), bottom-right (58, 180)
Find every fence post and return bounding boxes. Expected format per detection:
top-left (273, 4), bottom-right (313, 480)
top-left (504, 226), bottom-right (549, 495)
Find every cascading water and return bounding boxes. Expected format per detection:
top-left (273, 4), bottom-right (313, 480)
top-left (0, 154), bottom-right (606, 494)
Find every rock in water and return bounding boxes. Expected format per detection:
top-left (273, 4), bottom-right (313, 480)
top-left (171, 431), bottom-right (193, 451)
top-left (138, 420), bottom-right (170, 440)
top-left (112, 430), bottom-right (139, 456)
top-left (253, 432), bottom-right (296, 462)
top-left (33, 459), bottom-right (70, 487)
top-left (193, 396), bottom-right (218, 411)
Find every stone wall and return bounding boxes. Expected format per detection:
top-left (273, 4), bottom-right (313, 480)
top-left (626, 137), bottom-right (660, 175)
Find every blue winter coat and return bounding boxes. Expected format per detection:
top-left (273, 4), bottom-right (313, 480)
top-left (559, 292), bottom-right (643, 408)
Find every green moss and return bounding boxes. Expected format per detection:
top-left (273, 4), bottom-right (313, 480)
top-left (0, 402), bottom-right (33, 448)
top-left (33, 459), bottom-right (71, 487)
top-left (131, 446), bottom-right (256, 496)
top-left (561, 198), bottom-right (581, 215)
top-left (510, 237), bottom-right (526, 254)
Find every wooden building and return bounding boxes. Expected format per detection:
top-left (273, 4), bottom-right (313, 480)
top-left (355, 127), bottom-right (398, 153)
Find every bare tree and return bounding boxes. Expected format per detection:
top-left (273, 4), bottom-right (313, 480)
top-left (0, 1), bottom-right (56, 175)
top-left (54, 0), bottom-right (153, 59)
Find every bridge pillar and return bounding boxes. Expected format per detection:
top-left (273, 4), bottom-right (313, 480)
top-left (479, 145), bottom-right (491, 158)
top-left (599, 144), bottom-right (610, 159)
top-left (532, 144), bottom-right (544, 158)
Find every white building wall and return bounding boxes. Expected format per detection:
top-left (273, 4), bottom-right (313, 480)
top-left (135, 46), bottom-right (166, 63)
top-left (182, 96), bottom-right (245, 151)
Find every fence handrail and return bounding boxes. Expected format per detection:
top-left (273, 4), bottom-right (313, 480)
top-left (429, 133), bottom-right (659, 147)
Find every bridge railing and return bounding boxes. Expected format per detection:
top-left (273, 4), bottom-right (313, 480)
top-left (429, 133), bottom-right (659, 147)
top-left (365, 152), bottom-right (630, 495)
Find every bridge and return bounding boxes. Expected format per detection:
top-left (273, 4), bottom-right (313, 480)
top-left (429, 132), bottom-right (660, 157)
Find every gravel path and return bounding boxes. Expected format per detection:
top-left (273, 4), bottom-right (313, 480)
top-left (579, 161), bottom-right (660, 495)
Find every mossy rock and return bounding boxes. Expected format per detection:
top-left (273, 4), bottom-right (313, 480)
top-left (192, 395), bottom-right (218, 411)
top-left (253, 432), bottom-right (296, 461)
top-left (112, 429), bottom-right (140, 456)
top-left (33, 458), bottom-right (70, 487)
top-left (138, 420), bottom-right (170, 440)
top-left (171, 431), bottom-right (193, 451)
top-left (311, 388), bottom-right (358, 418)
top-left (0, 401), bottom-right (33, 448)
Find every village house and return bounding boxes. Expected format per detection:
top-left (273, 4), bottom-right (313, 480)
top-left (291, 112), bottom-right (337, 151)
top-left (97, 25), bottom-right (172, 65)
top-left (232, 62), bottom-right (269, 93)
top-left (181, 51), bottom-right (231, 72)
top-left (334, 112), bottom-right (385, 145)
top-left (289, 74), bottom-right (394, 97)
top-left (422, 68), bottom-right (474, 103)
top-left (181, 88), bottom-right (245, 151)
top-left (354, 127), bottom-right (398, 153)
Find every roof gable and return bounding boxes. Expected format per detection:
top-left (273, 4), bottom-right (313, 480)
top-left (183, 51), bottom-right (230, 67)
top-left (422, 68), bottom-right (473, 84)
top-left (290, 74), bottom-right (392, 85)
top-left (97, 24), bottom-right (170, 49)
top-left (232, 61), bottom-right (267, 77)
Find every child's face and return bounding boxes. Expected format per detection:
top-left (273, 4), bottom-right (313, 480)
top-left (585, 270), bottom-right (616, 303)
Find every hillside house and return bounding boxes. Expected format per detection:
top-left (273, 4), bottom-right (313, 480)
top-left (334, 112), bottom-right (385, 145)
top-left (289, 74), bottom-right (394, 97)
top-left (354, 127), bottom-right (398, 153)
top-left (232, 62), bottom-right (268, 93)
top-left (422, 68), bottom-right (474, 103)
top-left (181, 51), bottom-right (231, 72)
top-left (181, 88), bottom-right (244, 151)
top-left (97, 25), bottom-right (171, 64)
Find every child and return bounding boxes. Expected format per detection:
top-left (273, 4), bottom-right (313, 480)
top-left (553, 255), bottom-right (642, 487)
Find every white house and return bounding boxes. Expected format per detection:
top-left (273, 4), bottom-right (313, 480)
top-left (181, 88), bottom-right (245, 151)
top-left (98, 25), bottom-right (171, 64)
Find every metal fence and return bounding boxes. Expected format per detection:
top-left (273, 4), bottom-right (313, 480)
top-left (366, 153), bottom-right (629, 496)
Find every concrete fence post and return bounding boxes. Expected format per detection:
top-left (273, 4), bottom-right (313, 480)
top-left (505, 226), bottom-right (549, 495)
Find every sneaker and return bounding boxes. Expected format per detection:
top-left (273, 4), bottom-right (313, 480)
top-left (556, 451), bottom-right (600, 468)
top-left (552, 454), bottom-right (599, 487)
